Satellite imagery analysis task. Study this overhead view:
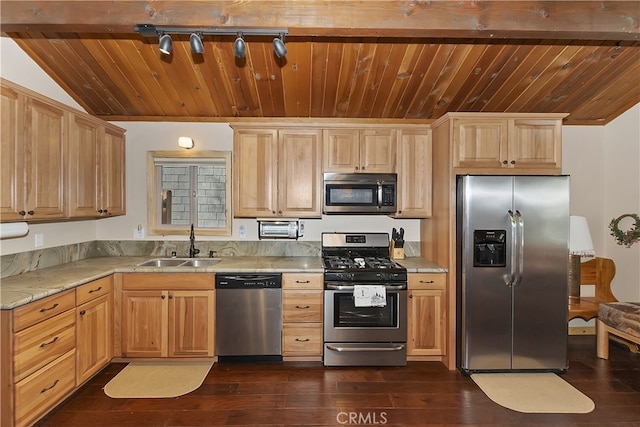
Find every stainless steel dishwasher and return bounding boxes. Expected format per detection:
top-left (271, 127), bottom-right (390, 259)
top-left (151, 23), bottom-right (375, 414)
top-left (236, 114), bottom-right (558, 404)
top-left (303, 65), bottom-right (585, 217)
top-left (215, 273), bottom-right (282, 361)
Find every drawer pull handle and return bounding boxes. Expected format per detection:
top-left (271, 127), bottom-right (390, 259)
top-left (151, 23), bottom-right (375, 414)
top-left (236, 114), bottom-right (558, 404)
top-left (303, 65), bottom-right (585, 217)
top-left (296, 280), bottom-right (310, 283)
top-left (419, 280), bottom-right (435, 284)
top-left (295, 338), bottom-right (310, 342)
top-left (41, 379), bottom-right (59, 394)
top-left (295, 305), bottom-right (310, 309)
top-left (88, 286), bottom-right (103, 293)
top-left (40, 303), bottom-right (59, 313)
top-left (40, 336), bottom-right (59, 348)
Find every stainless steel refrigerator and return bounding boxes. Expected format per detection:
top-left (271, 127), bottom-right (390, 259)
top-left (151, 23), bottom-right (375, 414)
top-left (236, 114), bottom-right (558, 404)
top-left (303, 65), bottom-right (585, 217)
top-left (457, 175), bottom-right (570, 373)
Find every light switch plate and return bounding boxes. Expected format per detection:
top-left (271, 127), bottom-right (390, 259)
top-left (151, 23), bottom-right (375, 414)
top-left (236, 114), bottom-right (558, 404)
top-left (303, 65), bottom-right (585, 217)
top-left (34, 233), bottom-right (44, 248)
top-left (239, 225), bottom-right (246, 238)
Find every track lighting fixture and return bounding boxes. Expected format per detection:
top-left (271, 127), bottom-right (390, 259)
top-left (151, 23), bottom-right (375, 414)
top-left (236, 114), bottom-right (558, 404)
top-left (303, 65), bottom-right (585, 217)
top-left (134, 25), bottom-right (288, 59)
top-left (158, 33), bottom-right (173, 55)
top-left (189, 33), bottom-right (204, 54)
top-left (234, 32), bottom-right (246, 58)
top-left (273, 33), bottom-right (287, 58)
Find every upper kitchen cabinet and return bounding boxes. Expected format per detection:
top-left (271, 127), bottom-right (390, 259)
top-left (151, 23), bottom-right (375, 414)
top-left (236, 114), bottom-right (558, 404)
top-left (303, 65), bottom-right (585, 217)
top-left (233, 125), bottom-right (322, 218)
top-left (1, 79), bottom-right (126, 223)
top-left (448, 113), bottom-right (567, 173)
top-left (395, 127), bottom-right (432, 218)
top-left (67, 114), bottom-right (126, 218)
top-left (323, 128), bottom-right (396, 173)
top-left (1, 80), bottom-right (66, 222)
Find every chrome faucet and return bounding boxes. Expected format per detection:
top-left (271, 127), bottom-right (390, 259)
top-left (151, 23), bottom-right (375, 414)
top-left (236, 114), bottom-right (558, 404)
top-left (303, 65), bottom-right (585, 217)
top-left (189, 224), bottom-right (200, 258)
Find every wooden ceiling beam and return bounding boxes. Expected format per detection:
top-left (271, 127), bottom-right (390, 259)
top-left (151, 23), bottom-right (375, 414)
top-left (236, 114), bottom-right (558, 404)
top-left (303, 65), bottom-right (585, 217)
top-left (1, 1), bottom-right (638, 41)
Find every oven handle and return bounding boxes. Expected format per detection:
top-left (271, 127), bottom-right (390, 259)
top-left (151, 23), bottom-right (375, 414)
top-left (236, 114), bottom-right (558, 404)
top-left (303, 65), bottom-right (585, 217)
top-left (325, 283), bottom-right (406, 291)
top-left (326, 344), bottom-right (406, 352)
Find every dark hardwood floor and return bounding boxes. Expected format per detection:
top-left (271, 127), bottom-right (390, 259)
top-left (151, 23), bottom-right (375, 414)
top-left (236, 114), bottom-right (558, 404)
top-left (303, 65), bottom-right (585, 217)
top-left (36, 336), bottom-right (639, 426)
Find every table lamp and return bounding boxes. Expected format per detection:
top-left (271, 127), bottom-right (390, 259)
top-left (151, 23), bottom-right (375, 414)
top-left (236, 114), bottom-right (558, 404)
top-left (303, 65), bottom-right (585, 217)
top-left (569, 215), bottom-right (595, 304)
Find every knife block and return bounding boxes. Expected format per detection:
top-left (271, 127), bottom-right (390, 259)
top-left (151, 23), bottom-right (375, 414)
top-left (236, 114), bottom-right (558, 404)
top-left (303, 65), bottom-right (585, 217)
top-left (390, 241), bottom-right (405, 259)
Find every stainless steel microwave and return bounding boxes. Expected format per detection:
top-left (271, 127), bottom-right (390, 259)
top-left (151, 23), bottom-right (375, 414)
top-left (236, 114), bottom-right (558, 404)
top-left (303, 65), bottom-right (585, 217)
top-left (323, 173), bottom-right (397, 214)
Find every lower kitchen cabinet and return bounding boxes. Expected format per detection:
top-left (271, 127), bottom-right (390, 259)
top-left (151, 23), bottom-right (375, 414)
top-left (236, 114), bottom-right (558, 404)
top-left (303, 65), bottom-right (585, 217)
top-left (76, 276), bottom-right (113, 384)
top-left (120, 273), bottom-right (215, 358)
top-left (281, 273), bottom-right (323, 360)
top-left (407, 273), bottom-right (446, 360)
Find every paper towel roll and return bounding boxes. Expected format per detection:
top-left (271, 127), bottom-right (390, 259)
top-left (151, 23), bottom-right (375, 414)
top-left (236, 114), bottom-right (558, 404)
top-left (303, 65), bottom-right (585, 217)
top-left (0, 222), bottom-right (29, 239)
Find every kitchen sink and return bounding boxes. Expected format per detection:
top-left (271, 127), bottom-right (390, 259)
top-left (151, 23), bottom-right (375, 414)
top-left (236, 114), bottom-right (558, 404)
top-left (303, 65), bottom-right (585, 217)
top-left (137, 258), bottom-right (189, 267)
top-left (180, 258), bottom-right (221, 267)
top-left (137, 258), bottom-right (221, 268)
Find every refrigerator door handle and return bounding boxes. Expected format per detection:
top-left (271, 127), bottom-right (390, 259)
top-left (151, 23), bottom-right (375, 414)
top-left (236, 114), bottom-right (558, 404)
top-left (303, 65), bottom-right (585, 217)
top-left (507, 210), bottom-right (517, 287)
top-left (513, 210), bottom-right (525, 287)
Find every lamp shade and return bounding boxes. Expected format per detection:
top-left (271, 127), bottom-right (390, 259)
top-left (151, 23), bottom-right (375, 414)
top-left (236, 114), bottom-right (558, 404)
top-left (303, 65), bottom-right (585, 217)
top-left (570, 216), bottom-right (595, 256)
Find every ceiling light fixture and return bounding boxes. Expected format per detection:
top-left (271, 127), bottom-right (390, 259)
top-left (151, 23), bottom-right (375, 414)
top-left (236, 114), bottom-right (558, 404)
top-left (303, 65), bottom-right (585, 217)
top-left (158, 33), bottom-right (173, 55)
top-left (134, 25), bottom-right (288, 59)
top-left (189, 33), bottom-right (204, 54)
top-left (178, 136), bottom-right (195, 149)
top-left (273, 33), bottom-right (287, 58)
top-left (234, 32), bottom-right (246, 58)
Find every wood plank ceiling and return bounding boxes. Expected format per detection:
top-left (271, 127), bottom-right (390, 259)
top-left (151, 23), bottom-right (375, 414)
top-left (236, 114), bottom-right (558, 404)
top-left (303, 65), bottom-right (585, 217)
top-left (2, 1), bottom-right (639, 125)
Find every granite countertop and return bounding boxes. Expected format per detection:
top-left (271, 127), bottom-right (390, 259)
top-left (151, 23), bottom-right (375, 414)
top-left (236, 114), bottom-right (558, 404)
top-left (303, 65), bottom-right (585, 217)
top-left (0, 256), bottom-right (446, 310)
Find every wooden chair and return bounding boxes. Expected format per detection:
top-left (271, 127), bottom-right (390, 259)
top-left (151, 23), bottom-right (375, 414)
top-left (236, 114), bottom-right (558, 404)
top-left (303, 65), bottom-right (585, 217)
top-left (568, 257), bottom-right (617, 321)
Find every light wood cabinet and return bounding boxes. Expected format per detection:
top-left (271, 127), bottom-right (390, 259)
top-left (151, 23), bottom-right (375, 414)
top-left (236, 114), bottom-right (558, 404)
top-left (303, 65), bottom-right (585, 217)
top-left (452, 115), bottom-right (563, 171)
top-left (0, 84), bottom-right (66, 221)
top-left (233, 127), bottom-right (322, 218)
top-left (395, 127), bottom-right (432, 218)
top-left (281, 273), bottom-right (323, 360)
top-left (120, 273), bottom-right (215, 358)
top-left (67, 114), bottom-right (126, 218)
top-left (323, 128), bottom-right (396, 173)
top-left (4, 290), bottom-right (77, 427)
top-left (407, 273), bottom-right (446, 360)
top-left (76, 277), bottom-right (113, 384)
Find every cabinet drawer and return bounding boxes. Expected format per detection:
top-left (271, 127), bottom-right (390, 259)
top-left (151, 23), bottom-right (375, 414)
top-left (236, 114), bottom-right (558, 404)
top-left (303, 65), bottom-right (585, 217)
top-left (13, 290), bottom-right (75, 332)
top-left (408, 273), bottom-right (446, 290)
top-left (122, 273), bottom-right (214, 290)
top-left (14, 349), bottom-right (76, 427)
top-left (76, 276), bottom-right (113, 305)
top-left (282, 290), bottom-right (323, 322)
top-left (283, 324), bottom-right (323, 354)
top-left (13, 309), bottom-right (76, 382)
top-left (282, 273), bottom-right (323, 290)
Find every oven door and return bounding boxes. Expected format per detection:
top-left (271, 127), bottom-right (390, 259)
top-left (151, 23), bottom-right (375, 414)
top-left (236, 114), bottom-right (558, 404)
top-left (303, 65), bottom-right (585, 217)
top-left (324, 285), bottom-right (407, 343)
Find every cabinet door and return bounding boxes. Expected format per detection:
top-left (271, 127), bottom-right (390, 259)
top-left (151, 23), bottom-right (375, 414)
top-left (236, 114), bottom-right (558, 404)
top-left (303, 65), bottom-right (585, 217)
top-left (1, 85), bottom-right (25, 221)
top-left (360, 128), bottom-right (396, 173)
top-left (76, 293), bottom-right (112, 384)
top-left (100, 127), bottom-right (126, 216)
top-left (407, 289), bottom-right (445, 356)
top-left (323, 129), bottom-right (360, 172)
top-left (24, 98), bottom-right (66, 220)
top-left (279, 129), bottom-right (323, 217)
top-left (396, 128), bottom-right (432, 218)
top-left (121, 290), bottom-right (167, 357)
top-left (509, 119), bottom-right (562, 169)
top-left (234, 129), bottom-right (278, 217)
top-left (168, 291), bottom-right (215, 357)
top-left (67, 114), bottom-right (100, 218)
top-left (453, 119), bottom-right (508, 169)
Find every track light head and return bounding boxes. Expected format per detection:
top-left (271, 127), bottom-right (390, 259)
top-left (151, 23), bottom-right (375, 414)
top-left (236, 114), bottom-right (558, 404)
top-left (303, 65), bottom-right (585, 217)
top-left (158, 33), bottom-right (173, 55)
top-left (234, 33), bottom-right (246, 58)
top-left (190, 33), bottom-right (204, 54)
top-left (273, 33), bottom-right (287, 58)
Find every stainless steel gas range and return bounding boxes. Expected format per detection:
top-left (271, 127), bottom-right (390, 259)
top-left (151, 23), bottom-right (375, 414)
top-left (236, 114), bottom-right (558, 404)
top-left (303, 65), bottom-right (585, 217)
top-left (322, 232), bottom-right (407, 367)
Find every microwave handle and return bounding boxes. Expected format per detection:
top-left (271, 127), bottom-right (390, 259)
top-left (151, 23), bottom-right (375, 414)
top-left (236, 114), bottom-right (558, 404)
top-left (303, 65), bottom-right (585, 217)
top-left (377, 181), bottom-right (383, 208)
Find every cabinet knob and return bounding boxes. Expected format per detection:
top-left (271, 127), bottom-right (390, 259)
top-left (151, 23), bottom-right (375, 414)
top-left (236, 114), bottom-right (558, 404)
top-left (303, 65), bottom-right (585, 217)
top-left (510, 160), bottom-right (516, 164)
top-left (409, 294), bottom-right (413, 299)
top-left (168, 294), bottom-right (173, 299)
top-left (98, 209), bottom-right (103, 213)
top-left (502, 160), bottom-right (508, 165)
top-left (161, 295), bottom-right (166, 299)
top-left (354, 166), bottom-right (359, 171)
top-left (278, 210), bottom-right (282, 215)
top-left (79, 310), bottom-right (86, 316)
top-left (27, 210), bottom-right (35, 216)
top-left (19, 210), bottom-right (26, 216)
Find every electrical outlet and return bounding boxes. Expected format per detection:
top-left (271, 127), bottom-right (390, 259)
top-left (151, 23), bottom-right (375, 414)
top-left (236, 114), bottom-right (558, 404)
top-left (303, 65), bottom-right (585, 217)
top-left (239, 225), bottom-right (246, 238)
top-left (133, 225), bottom-right (145, 239)
top-left (34, 233), bottom-right (44, 248)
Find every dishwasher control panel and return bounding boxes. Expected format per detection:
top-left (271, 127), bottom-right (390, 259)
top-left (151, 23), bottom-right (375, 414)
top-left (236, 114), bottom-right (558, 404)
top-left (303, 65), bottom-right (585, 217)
top-left (215, 273), bottom-right (282, 289)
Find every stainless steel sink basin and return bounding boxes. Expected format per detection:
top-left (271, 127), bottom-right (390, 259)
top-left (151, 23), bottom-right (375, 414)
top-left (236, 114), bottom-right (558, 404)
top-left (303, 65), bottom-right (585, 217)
top-left (137, 258), bottom-right (188, 267)
top-left (180, 258), bottom-right (221, 267)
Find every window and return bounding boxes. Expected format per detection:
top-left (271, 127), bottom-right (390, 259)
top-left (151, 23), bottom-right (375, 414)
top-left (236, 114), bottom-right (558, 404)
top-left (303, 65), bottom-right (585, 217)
top-left (147, 150), bottom-right (232, 235)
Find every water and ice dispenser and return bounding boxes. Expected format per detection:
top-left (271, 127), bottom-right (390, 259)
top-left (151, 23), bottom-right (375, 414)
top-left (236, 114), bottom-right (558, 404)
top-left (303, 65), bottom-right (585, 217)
top-left (473, 230), bottom-right (506, 267)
